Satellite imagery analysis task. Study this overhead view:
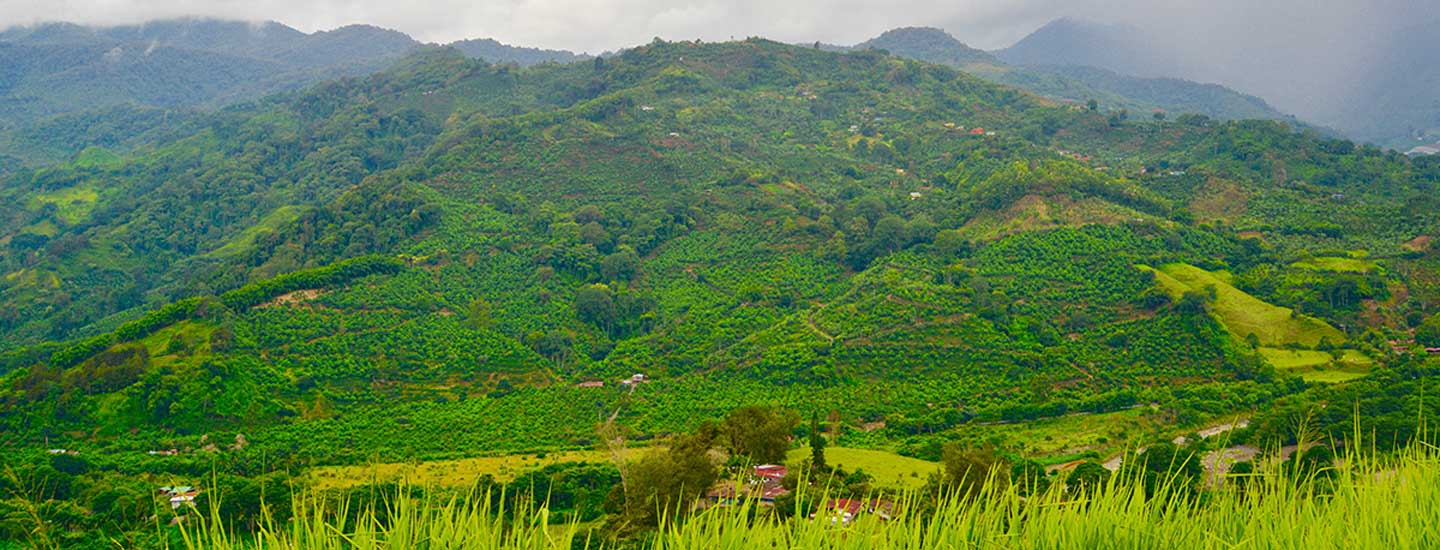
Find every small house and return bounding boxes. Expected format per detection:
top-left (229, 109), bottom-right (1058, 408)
top-left (160, 486), bottom-right (200, 509)
top-left (969, 127), bottom-right (985, 135)
top-left (576, 381), bottom-right (605, 388)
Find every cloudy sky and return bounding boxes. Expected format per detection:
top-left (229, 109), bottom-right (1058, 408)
top-left (0, 0), bottom-right (1419, 54)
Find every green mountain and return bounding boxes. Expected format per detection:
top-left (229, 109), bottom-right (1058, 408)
top-left (854, 27), bottom-right (1000, 66)
top-left (3, 37), bottom-right (1440, 546)
top-left (449, 38), bottom-right (591, 65)
top-left (0, 19), bottom-right (598, 167)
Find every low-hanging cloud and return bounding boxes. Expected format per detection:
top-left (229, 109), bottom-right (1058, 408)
top-left (2, 0), bottom-right (1435, 130)
top-left (1, 0), bottom-right (1428, 54)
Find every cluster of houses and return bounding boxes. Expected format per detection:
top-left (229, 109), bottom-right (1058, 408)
top-left (159, 486), bottom-right (200, 509)
top-left (1057, 150), bottom-right (1092, 162)
top-left (1387, 339), bottom-right (1440, 355)
top-left (703, 464), bottom-right (896, 524)
top-left (147, 448), bottom-right (180, 456)
top-left (576, 373), bottom-right (649, 389)
top-left (705, 464), bottom-right (791, 507)
top-left (938, 122), bottom-right (995, 136)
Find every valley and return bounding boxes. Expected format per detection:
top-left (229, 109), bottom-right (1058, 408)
top-left (0, 27), bottom-right (1438, 549)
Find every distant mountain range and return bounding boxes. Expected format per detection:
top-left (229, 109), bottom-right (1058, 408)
top-left (851, 27), bottom-right (1298, 127)
top-left (0, 18), bottom-right (1336, 169)
top-left (994, 17), bottom-right (1440, 147)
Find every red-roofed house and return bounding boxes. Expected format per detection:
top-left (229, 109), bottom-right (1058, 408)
top-left (754, 464), bottom-right (787, 482)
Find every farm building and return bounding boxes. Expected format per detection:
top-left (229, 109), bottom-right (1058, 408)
top-left (159, 486), bottom-right (200, 509)
top-left (704, 464), bottom-right (792, 507)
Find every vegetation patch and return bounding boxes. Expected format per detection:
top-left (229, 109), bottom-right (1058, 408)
top-left (959, 193), bottom-right (1153, 240)
top-left (205, 205), bottom-right (305, 258)
top-left (27, 185), bottom-right (99, 224)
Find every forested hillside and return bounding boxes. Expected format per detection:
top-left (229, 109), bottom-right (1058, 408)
top-left (3, 36), bottom-right (1440, 548)
top-left (0, 19), bottom-right (597, 167)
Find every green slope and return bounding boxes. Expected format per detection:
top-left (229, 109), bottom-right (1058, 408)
top-left (1147, 263), bottom-right (1344, 348)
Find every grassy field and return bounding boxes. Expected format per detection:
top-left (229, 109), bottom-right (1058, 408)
top-left (1149, 263), bottom-right (1345, 348)
top-left (968, 408), bottom-right (1157, 462)
top-left (1292, 256), bottom-right (1380, 273)
top-left (787, 446), bottom-right (939, 490)
top-left (1258, 348), bottom-right (1373, 383)
top-left (309, 448), bottom-right (622, 491)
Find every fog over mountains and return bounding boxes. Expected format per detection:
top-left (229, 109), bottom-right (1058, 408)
top-left (2, 7), bottom-right (1436, 148)
top-left (996, 16), bottom-right (1440, 147)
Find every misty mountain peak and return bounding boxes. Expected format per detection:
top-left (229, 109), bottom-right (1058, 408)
top-left (856, 26), bottom-right (996, 66)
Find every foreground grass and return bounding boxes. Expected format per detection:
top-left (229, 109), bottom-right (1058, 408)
top-left (183, 442), bottom-right (1440, 549)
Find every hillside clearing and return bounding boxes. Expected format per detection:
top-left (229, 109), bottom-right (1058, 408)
top-left (1148, 263), bottom-right (1345, 348)
top-left (1292, 256), bottom-right (1379, 273)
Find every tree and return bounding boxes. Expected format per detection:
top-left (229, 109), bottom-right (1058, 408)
top-left (600, 247), bottom-right (641, 282)
top-left (463, 297), bottom-right (494, 330)
top-left (1415, 315), bottom-right (1440, 348)
top-left (1108, 109), bottom-right (1129, 127)
top-left (1134, 442), bottom-right (1201, 495)
top-left (941, 443), bottom-right (1007, 497)
top-left (872, 215), bottom-right (908, 253)
top-left (623, 428), bottom-right (718, 526)
top-left (575, 284), bottom-right (617, 334)
top-left (808, 413), bottom-right (828, 472)
top-left (1010, 459), bottom-right (1050, 496)
top-left (932, 229), bottom-right (970, 259)
top-left (1065, 460), bottom-right (1110, 493)
top-left (1177, 290), bottom-right (1209, 314)
top-left (1086, 98), bottom-right (1099, 111)
top-left (718, 406), bottom-right (800, 464)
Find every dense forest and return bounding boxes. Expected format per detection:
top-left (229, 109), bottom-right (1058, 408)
top-left (2, 36), bottom-right (1440, 548)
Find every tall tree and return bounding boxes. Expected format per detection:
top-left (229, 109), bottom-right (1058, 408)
top-left (808, 413), bottom-right (828, 472)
